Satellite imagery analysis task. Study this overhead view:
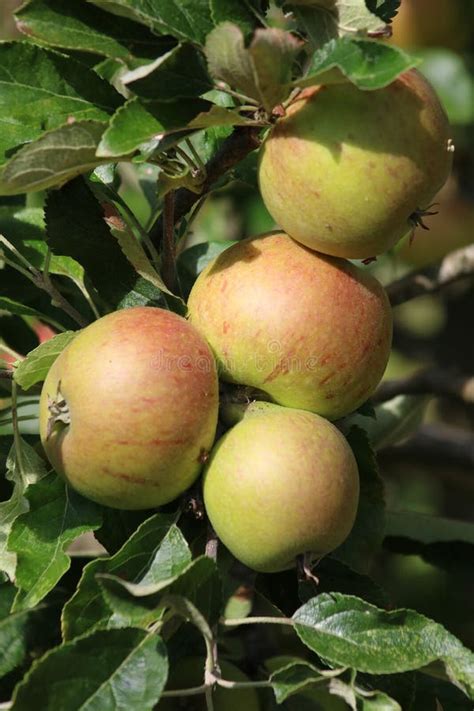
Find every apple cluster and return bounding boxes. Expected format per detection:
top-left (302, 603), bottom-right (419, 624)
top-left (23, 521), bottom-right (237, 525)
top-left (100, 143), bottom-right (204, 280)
top-left (39, 69), bottom-right (452, 574)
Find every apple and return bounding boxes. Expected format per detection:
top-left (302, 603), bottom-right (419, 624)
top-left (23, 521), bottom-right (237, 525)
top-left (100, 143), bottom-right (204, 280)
top-left (203, 402), bottom-right (359, 573)
top-left (157, 657), bottom-right (260, 710)
top-left (187, 232), bottom-right (392, 420)
top-left (258, 69), bottom-right (453, 259)
top-left (39, 306), bottom-right (219, 510)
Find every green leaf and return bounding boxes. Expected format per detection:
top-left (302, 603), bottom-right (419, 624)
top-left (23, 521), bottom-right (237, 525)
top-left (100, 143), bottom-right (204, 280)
top-left (122, 43), bottom-right (212, 100)
top-left (336, 0), bottom-right (388, 34)
top-left (0, 43), bottom-right (121, 167)
top-left (269, 661), bottom-right (345, 703)
top-left (339, 395), bottom-right (429, 450)
top-left (0, 297), bottom-right (64, 333)
top-left (62, 512), bottom-right (179, 640)
top-left (0, 120), bottom-right (110, 196)
top-left (15, 0), bottom-right (170, 60)
top-left (0, 394), bottom-right (40, 437)
top-left (8, 473), bottom-right (102, 611)
top-left (104, 208), bottom-right (180, 300)
top-left (0, 206), bottom-right (89, 303)
top-left (97, 96), bottom-right (256, 158)
top-left (293, 593), bottom-right (474, 698)
top-left (366, 0), bottom-right (401, 23)
top-left (177, 240), bottom-right (237, 296)
top-left (13, 331), bottom-right (77, 391)
top-left (206, 22), bottom-right (301, 111)
top-left (386, 511), bottom-right (474, 545)
top-left (291, 4), bottom-right (339, 49)
top-left (301, 37), bottom-right (420, 90)
top-left (0, 582), bottom-right (60, 680)
top-left (99, 555), bottom-right (220, 627)
top-left (45, 178), bottom-right (164, 310)
top-left (10, 627), bottom-right (168, 711)
top-left (87, 0), bottom-right (215, 44)
top-left (0, 439), bottom-right (48, 579)
top-left (333, 427), bottom-right (385, 573)
top-left (210, 0), bottom-right (263, 35)
top-left (94, 508), bottom-right (155, 555)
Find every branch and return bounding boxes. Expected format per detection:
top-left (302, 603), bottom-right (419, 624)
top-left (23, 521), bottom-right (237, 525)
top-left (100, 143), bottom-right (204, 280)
top-left (149, 126), bottom-right (262, 248)
top-left (387, 245), bottom-right (474, 306)
top-left (374, 367), bottom-right (474, 405)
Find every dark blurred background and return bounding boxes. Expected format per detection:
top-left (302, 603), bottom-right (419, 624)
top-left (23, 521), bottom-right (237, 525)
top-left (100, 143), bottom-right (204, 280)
top-left (1, 0), bottom-right (473, 649)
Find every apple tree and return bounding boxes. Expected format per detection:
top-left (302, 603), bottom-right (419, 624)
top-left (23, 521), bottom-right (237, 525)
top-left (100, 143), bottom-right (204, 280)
top-left (0, 1), bottom-right (473, 709)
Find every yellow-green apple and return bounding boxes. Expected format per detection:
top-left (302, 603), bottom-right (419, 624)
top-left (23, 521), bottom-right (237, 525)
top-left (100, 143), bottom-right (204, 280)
top-left (39, 307), bottom-right (219, 509)
top-left (258, 69), bottom-right (452, 259)
top-left (157, 657), bottom-right (260, 710)
top-left (187, 232), bottom-right (392, 420)
top-left (203, 402), bottom-right (359, 573)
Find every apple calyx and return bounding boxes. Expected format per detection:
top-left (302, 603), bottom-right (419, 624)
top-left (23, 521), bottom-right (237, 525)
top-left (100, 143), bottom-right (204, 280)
top-left (46, 382), bottom-right (70, 439)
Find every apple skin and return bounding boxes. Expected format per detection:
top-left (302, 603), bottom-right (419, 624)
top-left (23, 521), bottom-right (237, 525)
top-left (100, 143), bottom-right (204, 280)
top-left (203, 402), bottom-right (359, 573)
top-left (157, 657), bottom-right (260, 710)
top-left (187, 232), bottom-right (392, 420)
top-left (258, 69), bottom-right (452, 259)
top-left (39, 307), bottom-right (219, 510)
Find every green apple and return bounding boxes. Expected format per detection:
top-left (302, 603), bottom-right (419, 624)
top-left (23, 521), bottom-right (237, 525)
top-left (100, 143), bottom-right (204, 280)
top-left (258, 69), bottom-right (452, 259)
top-left (188, 232), bottom-right (392, 420)
top-left (157, 657), bottom-right (260, 710)
top-left (203, 402), bottom-right (359, 573)
top-left (39, 307), bottom-right (219, 509)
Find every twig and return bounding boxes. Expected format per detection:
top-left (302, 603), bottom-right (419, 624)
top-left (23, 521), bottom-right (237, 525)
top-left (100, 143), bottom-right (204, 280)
top-left (374, 367), bottom-right (474, 405)
top-left (161, 192), bottom-right (177, 292)
top-left (149, 126), bottom-right (262, 249)
top-left (387, 245), bottom-right (474, 306)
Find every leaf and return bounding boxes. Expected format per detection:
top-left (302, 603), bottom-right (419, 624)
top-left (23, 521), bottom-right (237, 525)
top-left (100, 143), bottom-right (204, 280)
top-left (10, 627), bottom-right (168, 711)
top-left (0, 297), bottom-right (64, 333)
top-left (0, 439), bottom-right (48, 579)
top-left (269, 660), bottom-right (345, 703)
top-left (122, 43), bottom-right (212, 100)
top-left (385, 511), bottom-right (474, 545)
top-left (87, 0), bottom-right (215, 45)
top-left (336, 0), bottom-right (388, 34)
top-left (339, 395), bottom-right (429, 450)
top-left (45, 178), bottom-right (164, 310)
top-left (99, 555), bottom-right (220, 627)
top-left (0, 582), bottom-right (60, 680)
top-left (206, 22), bottom-right (301, 112)
top-left (333, 427), bottom-right (385, 573)
top-left (15, 0), bottom-right (170, 60)
top-left (97, 96), bottom-right (255, 158)
top-left (13, 331), bottom-right (77, 391)
top-left (0, 394), bottom-right (40, 437)
top-left (301, 37), bottom-right (420, 91)
top-left (0, 206), bottom-right (89, 302)
top-left (210, 0), bottom-right (263, 35)
top-left (366, 0), bottom-right (401, 23)
top-left (104, 207), bottom-right (180, 300)
top-left (61, 512), bottom-right (179, 640)
top-left (94, 508), bottom-right (155, 555)
top-left (0, 42), bottom-right (121, 167)
top-left (291, 4), bottom-right (339, 49)
top-left (8, 473), bottom-right (102, 611)
top-left (177, 240), bottom-right (237, 296)
top-left (293, 593), bottom-right (474, 699)
top-left (0, 121), bottom-right (110, 196)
